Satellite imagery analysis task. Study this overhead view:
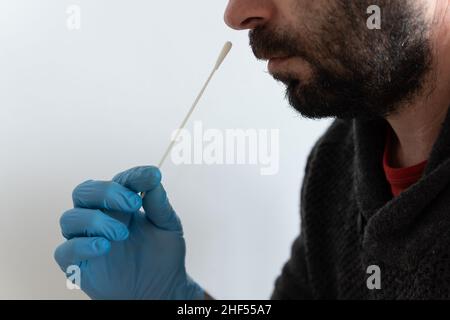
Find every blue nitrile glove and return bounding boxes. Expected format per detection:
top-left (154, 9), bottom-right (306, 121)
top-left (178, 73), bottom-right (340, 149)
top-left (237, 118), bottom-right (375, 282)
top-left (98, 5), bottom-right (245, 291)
top-left (54, 166), bottom-right (204, 300)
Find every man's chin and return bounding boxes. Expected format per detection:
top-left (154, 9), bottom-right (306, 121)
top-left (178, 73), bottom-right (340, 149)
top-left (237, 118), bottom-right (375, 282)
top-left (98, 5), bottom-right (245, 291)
top-left (285, 83), bottom-right (380, 120)
top-left (272, 73), bottom-right (296, 86)
top-left (285, 85), bottom-right (329, 119)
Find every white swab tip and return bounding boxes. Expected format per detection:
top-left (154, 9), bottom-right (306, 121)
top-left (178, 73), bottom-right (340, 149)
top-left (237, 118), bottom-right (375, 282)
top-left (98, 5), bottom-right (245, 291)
top-left (214, 41), bottom-right (233, 70)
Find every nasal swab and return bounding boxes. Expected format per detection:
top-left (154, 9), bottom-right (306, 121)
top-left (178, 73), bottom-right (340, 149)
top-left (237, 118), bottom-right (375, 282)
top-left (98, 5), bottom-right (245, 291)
top-left (157, 41), bottom-right (233, 168)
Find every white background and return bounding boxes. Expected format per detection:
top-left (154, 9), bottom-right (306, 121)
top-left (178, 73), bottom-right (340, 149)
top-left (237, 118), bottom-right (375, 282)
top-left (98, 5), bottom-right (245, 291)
top-left (0, 0), bottom-right (331, 299)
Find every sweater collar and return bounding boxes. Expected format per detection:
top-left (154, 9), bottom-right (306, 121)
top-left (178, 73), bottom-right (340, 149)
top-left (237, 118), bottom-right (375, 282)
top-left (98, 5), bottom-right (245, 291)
top-left (352, 107), bottom-right (450, 270)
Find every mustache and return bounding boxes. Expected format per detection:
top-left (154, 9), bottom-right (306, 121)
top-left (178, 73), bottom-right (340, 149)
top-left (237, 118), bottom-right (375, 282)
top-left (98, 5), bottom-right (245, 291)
top-left (249, 25), bottom-right (306, 61)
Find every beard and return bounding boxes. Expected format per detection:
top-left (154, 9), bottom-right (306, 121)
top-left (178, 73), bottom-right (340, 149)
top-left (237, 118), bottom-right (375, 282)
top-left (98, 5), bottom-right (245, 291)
top-left (250, 0), bottom-right (433, 120)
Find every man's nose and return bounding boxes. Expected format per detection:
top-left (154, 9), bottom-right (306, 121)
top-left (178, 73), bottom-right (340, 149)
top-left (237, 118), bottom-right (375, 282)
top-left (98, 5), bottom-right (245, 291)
top-left (224, 0), bottom-right (274, 30)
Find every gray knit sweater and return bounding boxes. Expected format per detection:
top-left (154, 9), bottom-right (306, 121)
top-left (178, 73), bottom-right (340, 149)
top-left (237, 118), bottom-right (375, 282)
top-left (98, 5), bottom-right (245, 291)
top-left (271, 112), bottom-right (450, 299)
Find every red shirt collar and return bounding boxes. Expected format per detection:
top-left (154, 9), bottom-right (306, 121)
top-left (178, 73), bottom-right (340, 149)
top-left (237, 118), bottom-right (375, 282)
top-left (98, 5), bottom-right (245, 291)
top-left (383, 128), bottom-right (428, 197)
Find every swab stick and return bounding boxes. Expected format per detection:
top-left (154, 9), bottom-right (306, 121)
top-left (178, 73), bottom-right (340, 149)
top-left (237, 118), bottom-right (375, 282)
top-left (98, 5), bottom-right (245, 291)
top-left (141, 42), bottom-right (232, 199)
top-left (157, 41), bottom-right (233, 168)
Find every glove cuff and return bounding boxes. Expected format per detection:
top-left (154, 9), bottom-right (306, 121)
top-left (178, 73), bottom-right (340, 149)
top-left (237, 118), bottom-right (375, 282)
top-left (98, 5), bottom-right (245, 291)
top-left (184, 275), bottom-right (205, 300)
top-left (173, 274), bottom-right (204, 300)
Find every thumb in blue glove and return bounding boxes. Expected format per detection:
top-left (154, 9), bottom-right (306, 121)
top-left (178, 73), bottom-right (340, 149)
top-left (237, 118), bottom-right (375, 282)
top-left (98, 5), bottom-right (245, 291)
top-left (54, 166), bottom-right (204, 300)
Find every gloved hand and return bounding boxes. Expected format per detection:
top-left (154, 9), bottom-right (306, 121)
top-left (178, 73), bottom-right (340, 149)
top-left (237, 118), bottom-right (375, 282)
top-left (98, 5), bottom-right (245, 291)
top-left (54, 166), bottom-right (204, 300)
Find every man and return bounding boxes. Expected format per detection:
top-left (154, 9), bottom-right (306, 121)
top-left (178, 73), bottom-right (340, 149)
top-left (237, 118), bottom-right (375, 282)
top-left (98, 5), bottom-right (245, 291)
top-left (54, 0), bottom-right (450, 299)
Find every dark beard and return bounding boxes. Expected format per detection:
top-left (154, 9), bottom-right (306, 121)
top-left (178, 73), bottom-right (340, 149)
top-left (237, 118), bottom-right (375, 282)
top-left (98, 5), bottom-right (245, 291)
top-left (250, 0), bottom-right (433, 120)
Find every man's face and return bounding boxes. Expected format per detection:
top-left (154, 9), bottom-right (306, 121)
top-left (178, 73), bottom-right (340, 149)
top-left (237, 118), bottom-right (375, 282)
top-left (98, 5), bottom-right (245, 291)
top-left (224, 0), bottom-right (433, 119)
